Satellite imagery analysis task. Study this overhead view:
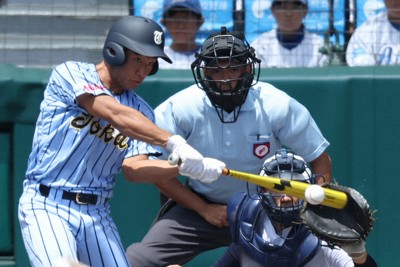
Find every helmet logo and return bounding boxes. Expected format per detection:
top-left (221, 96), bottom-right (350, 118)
top-left (253, 142), bottom-right (270, 159)
top-left (154, 31), bottom-right (163, 45)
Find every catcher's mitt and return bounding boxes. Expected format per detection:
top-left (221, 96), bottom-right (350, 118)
top-left (300, 183), bottom-right (375, 246)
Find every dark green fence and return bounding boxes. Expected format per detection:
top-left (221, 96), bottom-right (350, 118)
top-left (1, 64), bottom-right (399, 266)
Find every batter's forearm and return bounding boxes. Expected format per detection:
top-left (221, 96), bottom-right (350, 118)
top-left (78, 93), bottom-right (172, 147)
top-left (110, 107), bottom-right (172, 147)
top-left (123, 158), bottom-right (179, 183)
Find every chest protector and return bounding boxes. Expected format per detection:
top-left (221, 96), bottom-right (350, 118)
top-left (229, 193), bottom-right (321, 267)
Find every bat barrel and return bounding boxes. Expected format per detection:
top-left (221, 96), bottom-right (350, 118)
top-left (223, 168), bottom-right (348, 209)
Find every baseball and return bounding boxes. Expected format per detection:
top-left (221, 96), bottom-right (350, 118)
top-left (304, 184), bottom-right (325, 205)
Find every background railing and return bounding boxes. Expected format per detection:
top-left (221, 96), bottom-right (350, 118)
top-left (0, 0), bottom-right (387, 68)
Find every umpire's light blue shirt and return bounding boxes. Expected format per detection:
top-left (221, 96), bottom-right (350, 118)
top-left (155, 82), bottom-right (329, 203)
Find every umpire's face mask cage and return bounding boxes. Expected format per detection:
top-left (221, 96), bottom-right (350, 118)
top-left (191, 27), bottom-right (261, 123)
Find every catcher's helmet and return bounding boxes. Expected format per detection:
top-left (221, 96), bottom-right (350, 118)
top-left (103, 16), bottom-right (172, 75)
top-left (191, 26), bottom-right (261, 123)
top-left (258, 149), bottom-right (314, 231)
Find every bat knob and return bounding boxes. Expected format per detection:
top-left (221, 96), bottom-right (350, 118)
top-left (168, 153), bottom-right (180, 166)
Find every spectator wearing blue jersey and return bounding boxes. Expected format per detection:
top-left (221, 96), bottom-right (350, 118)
top-left (126, 26), bottom-right (331, 267)
top-left (251, 0), bottom-right (328, 67)
top-left (346, 0), bottom-right (400, 66)
top-left (158, 0), bottom-right (204, 69)
top-left (18, 16), bottom-right (224, 267)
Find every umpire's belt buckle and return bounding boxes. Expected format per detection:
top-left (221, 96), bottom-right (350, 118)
top-left (75, 193), bottom-right (91, 205)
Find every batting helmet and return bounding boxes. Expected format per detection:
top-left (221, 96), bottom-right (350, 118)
top-left (103, 16), bottom-right (172, 75)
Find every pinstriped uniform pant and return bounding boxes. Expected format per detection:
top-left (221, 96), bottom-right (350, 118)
top-left (18, 182), bottom-right (130, 267)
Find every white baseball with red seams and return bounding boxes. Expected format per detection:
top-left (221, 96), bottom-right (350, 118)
top-left (305, 184), bottom-right (325, 205)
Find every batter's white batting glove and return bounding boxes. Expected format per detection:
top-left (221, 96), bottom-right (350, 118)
top-left (341, 240), bottom-right (366, 261)
top-left (166, 135), bottom-right (204, 176)
top-left (189, 158), bottom-right (226, 183)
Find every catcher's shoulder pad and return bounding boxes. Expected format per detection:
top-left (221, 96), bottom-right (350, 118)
top-left (300, 183), bottom-right (375, 246)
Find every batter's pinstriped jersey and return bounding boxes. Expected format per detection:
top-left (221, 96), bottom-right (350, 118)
top-left (154, 82), bottom-right (330, 204)
top-left (251, 29), bottom-right (328, 68)
top-left (19, 61), bottom-right (158, 267)
top-left (25, 61), bottom-right (159, 196)
top-left (346, 11), bottom-right (400, 66)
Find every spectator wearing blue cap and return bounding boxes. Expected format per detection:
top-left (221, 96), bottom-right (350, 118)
top-left (158, 0), bottom-right (204, 69)
top-left (251, 0), bottom-right (328, 68)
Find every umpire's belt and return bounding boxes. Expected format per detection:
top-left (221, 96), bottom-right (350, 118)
top-left (39, 184), bottom-right (108, 205)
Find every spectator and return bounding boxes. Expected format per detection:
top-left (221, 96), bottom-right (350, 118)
top-left (251, 0), bottom-right (328, 67)
top-left (126, 26), bottom-right (332, 266)
top-left (158, 0), bottom-right (204, 69)
top-left (346, 0), bottom-right (400, 66)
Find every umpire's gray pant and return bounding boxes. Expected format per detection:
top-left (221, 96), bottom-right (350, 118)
top-left (126, 199), bottom-right (231, 267)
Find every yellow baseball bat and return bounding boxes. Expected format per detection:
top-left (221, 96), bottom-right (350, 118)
top-left (167, 153), bottom-right (348, 209)
top-left (222, 168), bottom-right (348, 209)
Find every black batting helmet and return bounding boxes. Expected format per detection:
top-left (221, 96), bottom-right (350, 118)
top-left (103, 16), bottom-right (172, 75)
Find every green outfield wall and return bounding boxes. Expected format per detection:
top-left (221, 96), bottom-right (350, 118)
top-left (1, 64), bottom-right (398, 266)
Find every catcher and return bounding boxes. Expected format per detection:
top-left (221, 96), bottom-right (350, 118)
top-left (213, 149), bottom-right (377, 267)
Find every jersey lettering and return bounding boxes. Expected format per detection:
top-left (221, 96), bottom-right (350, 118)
top-left (71, 112), bottom-right (129, 150)
top-left (378, 45), bottom-right (400, 65)
top-left (83, 83), bottom-right (106, 92)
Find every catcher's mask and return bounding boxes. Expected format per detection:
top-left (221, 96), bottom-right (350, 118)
top-left (258, 149), bottom-right (314, 234)
top-left (191, 26), bottom-right (261, 123)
